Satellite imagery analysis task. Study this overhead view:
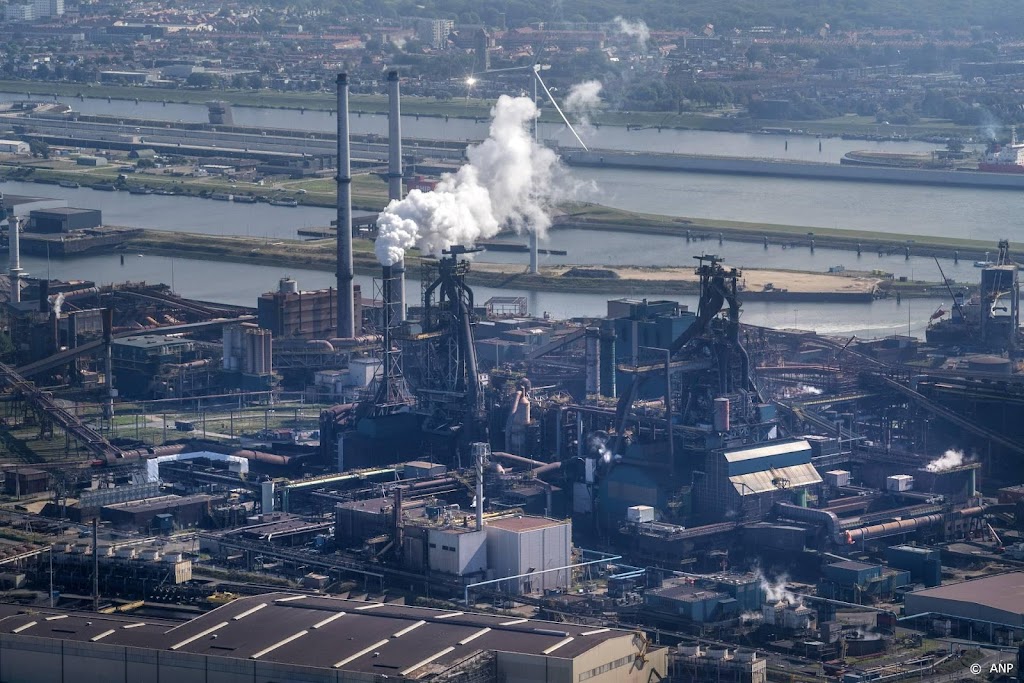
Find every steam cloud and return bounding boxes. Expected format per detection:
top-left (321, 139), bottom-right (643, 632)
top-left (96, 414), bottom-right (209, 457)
top-left (925, 448), bottom-right (964, 473)
top-left (588, 432), bottom-right (613, 464)
top-left (565, 80), bottom-right (603, 129)
top-left (375, 95), bottom-right (579, 266)
top-left (755, 568), bottom-right (801, 606)
top-left (798, 384), bottom-right (823, 396)
top-left (613, 16), bottom-right (651, 51)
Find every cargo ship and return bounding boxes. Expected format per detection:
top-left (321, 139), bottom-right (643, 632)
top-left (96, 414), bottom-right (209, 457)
top-left (978, 130), bottom-right (1024, 174)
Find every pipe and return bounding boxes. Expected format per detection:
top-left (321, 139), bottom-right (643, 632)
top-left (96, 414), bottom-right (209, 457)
top-left (8, 214), bottom-right (21, 304)
top-left (491, 452), bottom-right (546, 469)
top-left (336, 73), bottom-right (355, 338)
top-left (532, 461), bottom-right (562, 477)
top-left (387, 70), bottom-right (406, 322)
top-left (774, 502), bottom-right (843, 543)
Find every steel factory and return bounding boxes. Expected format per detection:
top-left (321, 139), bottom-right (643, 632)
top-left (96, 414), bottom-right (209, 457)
top-left (0, 71), bottom-right (1023, 683)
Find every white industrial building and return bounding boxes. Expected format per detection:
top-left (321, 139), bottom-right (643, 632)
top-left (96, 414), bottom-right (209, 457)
top-left (0, 593), bottom-right (668, 683)
top-left (428, 526), bottom-right (488, 576)
top-left (486, 516), bottom-right (573, 593)
top-left (0, 140), bottom-right (30, 155)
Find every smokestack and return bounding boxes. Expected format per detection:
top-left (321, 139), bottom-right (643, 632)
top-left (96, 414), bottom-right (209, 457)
top-left (529, 69), bottom-right (540, 275)
top-left (387, 70), bottom-right (407, 321)
top-left (8, 214), bottom-right (21, 304)
top-left (336, 73), bottom-right (355, 338)
top-left (38, 279), bottom-right (49, 313)
top-left (377, 265), bottom-right (395, 407)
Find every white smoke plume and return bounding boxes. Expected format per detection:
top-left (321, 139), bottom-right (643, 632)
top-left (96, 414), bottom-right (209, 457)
top-left (798, 384), bottom-right (823, 395)
top-left (565, 80), bottom-right (603, 130)
top-left (588, 432), bottom-right (613, 463)
top-left (375, 95), bottom-right (578, 265)
top-left (613, 16), bottom-right (651, 51)
top-left (754, 568), bottom-right (801, 606)
top-left (925, 448), bottom-right (964, 473)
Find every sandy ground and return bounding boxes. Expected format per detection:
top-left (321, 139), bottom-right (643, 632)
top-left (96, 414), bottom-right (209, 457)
top-left (470, 261), bottom-right (880, 294)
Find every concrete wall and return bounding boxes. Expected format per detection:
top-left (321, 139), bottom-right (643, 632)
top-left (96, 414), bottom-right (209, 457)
top-left (571, 636), bottom-right (669, 683)
top-left (0, 635), bottom-right (390, 683)
top-left (428, 528), bottom-right (487, 576)
top-left (498, 652), bottom-right (573, 683)
top-left (486, 521), bottom-right (572, 593)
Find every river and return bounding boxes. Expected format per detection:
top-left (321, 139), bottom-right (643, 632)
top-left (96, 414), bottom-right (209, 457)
top-left (1, 91), bottom-right (958, 162)
top-left (0, 95), bottom-right (1006, 340)
top-left (18, 250), bottom-right (942, 340)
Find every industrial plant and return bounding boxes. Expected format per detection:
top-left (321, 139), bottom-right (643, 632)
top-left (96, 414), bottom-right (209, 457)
top-left (0, 70), bottom-right (1022, 683)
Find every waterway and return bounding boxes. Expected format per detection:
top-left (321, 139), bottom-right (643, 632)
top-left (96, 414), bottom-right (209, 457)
top-left (0, 97), bottom-right (1006, 339)
top-left (1, 92), bottom-right (956, 162)
top-left (18, 250), bottom-right (942, 340)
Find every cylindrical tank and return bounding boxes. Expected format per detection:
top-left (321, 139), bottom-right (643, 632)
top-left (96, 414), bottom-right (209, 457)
top-left (966, 354), bottom-right (1012, 375)
top-left (713, 397), bottom-right (731, 432)
top-left (279, 277), bottom-right (299, 294)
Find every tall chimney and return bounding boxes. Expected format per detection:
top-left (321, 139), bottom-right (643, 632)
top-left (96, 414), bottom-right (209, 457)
top-left (8, 214), bottom-right (21, 304)
top-left (387, 70), bottom-right (407, 321)
top-left (336, 73), bottom-right (355, 338)
top-left (376, 265), bottom-right (395, 407)
top-left (528, 68), bottom-right (540, 275)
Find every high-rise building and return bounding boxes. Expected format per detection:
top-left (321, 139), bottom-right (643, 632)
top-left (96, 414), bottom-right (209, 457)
top-left (5, 3), bottom-right (36, 21)
top-left (416, 18), bottom-right (454, 49)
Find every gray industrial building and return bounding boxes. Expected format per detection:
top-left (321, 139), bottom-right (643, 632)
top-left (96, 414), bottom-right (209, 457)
top-left (904, 572), bottom-right (1024, 637)
top-left (0, 593), bottom-right (668, 683)
top-left (28, 207), bottom-right (101, 233)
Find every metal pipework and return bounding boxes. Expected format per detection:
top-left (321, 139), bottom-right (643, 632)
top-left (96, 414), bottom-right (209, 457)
top-left (336, 73), bottom-right (355, 338)
top-left (387, 70), bottom-right (407, 321)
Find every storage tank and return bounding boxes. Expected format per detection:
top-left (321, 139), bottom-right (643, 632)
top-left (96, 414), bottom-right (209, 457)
top-left (279, 277), bottom-right (299, 295)
top-left (713, 397), bottom-right (730, 432)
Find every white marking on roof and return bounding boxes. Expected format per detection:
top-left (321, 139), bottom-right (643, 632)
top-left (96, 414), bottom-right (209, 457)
top-left (44, 615), bottom-right (67, 621)
top-left (12, 621), bottom-right (37, 634)
top-left (333, 639), bottom-right (391, 669)
top-left (232, 603), bottom-right (268, 620)
top-left (170, 621), bottom-right (229, 650)
top-left (500, 618), bottom-right (528, 626)
top-left (458, 627), bottom-right (491, 645)
top-left (91, 629), bottom-right (116, 642)
top-left (251, 629), bottom-right (309, 659)
top-left (543, 637), bottom-right (575, 655)
top-left (401, 646), bottom-right (456, 676)
top-left (355, 602), bottom-right (386, 610)
top-left (392, 620), bottom-right (426, 638)
top-left (434, 611), bottom-right (464, 620)
top-left (274, 595), bottom-right (306, 603)
top-left (122, 623), bottom-right (146, 629)
top-left (311, 612), bottom-right (345, 629)
top-left (580, 628), bottom-right (610, 636)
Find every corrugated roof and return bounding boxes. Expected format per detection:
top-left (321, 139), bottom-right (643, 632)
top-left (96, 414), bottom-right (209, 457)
top-left (487, 516), bottom-right (566, 533)
top-left (724, 440), bottom-right (811, 463)
top-left (730, 462), bottom-right (822, 496)
top-left (0, 593), bottom-right (646, 677)
top-left (907, 572), bottom-right (1024, 615)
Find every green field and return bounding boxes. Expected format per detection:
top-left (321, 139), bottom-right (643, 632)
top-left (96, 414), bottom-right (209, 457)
top-left (0, 79), bottom-right (978, 138)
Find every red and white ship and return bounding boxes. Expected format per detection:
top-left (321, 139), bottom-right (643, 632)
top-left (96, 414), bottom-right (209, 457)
top-left (978, 128), bottom-right (1024, 173)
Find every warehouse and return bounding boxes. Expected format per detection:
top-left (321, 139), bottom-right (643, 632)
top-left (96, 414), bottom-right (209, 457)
top-left (0, 593), bottom-right (668, 683)
top-left (903, 572), bottom-right (1024, 640)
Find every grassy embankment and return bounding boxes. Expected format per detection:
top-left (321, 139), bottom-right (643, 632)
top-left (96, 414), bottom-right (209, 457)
top-left (0, 79), bottom-right (976, 138)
